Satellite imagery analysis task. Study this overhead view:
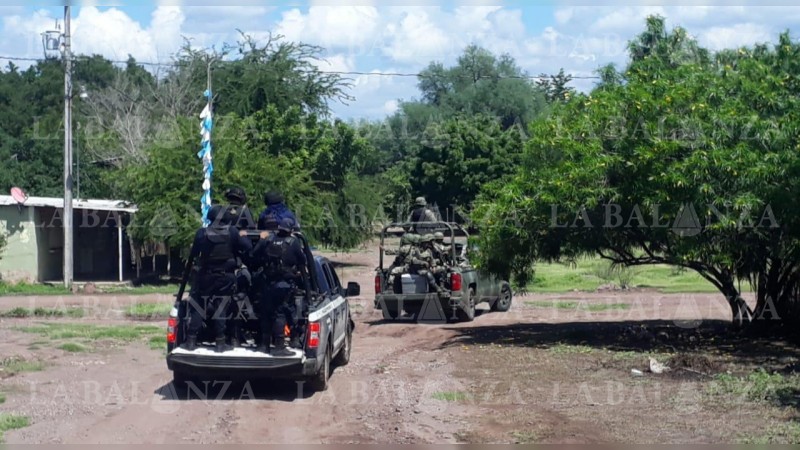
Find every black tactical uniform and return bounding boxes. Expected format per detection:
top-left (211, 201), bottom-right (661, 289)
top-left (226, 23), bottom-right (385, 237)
top-left (185, 205), bottom-right (252, 352)
top-left (250, 218), bottom-right (309, 356)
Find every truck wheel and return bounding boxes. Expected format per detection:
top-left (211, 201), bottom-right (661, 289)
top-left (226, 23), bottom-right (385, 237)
top-left (309, 344), bottom-right (331, 392)
top-left (491, 283), bottom-right (513, 312)
top-left (456, 288), bottom-right (476, 322)
top-left (333, 323), bottom-right (352, 366)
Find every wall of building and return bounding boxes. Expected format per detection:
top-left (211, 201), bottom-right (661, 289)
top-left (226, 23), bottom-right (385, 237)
top-left (0, 205), bottom-right (39, 283)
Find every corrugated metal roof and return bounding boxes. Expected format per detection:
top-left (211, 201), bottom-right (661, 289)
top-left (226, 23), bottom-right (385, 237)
top-left (0, 195), bottom-right (137, 213)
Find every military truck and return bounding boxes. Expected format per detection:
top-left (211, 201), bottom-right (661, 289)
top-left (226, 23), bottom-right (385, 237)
top-left (373, 222), bottom-right (512, 322)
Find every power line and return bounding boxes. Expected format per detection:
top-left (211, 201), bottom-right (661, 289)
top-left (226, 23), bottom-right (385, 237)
top-left (0, 54), bottom-right (602, 80)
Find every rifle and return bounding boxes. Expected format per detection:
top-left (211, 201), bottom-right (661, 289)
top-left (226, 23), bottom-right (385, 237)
top-left (175, 255), bottom-right (195, 302)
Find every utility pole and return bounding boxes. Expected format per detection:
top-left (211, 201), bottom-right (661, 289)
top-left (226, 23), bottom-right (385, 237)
top-left (63, 5), bottom-right (73, 289)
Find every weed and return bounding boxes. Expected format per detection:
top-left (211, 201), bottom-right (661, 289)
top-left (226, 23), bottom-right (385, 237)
top-left (57, 342), bottom-right (88, 353)
top-left (0, 414), bottom-right (29, 442)
top-left (1, 357), bottom-right (44, 376)
top-left (149, 336), bottom-right (167, 351)
top-left (707, 369), bottom-right (800, 405)
top-left (0, 307), bottom-right (84, 318)
top-left (0, 393), bottom-right (5, 404)
top-left (549, 343), bottom-right (594, 354)
top-left (16, 323), bottom-right (161, 342)
top-left (125, 303), bottom-right (172, 320)
top-left (737, 421), bottom-right (800, 444)
top-left (525, 301), bottom-right (630, 312)
top-left (432, 391), bottom-right (468, 402)
top-left (510, 431), bottom-right (538, 444)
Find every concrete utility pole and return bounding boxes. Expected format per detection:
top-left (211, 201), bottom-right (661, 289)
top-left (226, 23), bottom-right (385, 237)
top-left (63, 5), bottom-right (73, 288)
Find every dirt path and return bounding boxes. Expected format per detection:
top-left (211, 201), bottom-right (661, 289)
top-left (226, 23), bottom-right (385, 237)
top-left (0, 241), bottom-right (785, 443)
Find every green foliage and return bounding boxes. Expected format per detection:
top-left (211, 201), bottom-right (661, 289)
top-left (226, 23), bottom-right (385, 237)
top-left (708, 369), bottom-right (800, 404)
top-left (0, 414), bottom-right (29, 443)
top-left (57, 342), bottom-right (89, 353)
top-left (1, 357), bottom-right (44, 375)
top-left (473, 17), bottom-right (800, 324)
top-left (0, 307), bottom-right (84, 318)
top-left (124, 303), bottom-right (172, 320)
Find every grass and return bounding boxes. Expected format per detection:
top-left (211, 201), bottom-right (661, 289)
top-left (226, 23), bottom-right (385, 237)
top-left (0, 393), bottom-right (5, 404)
top-left (0, 307), bottom-right (84, 318)
top-left (707, 369), bottom-right (800, 404)
top-left (125, 303), bottom-right (172, 320)
top-left (16, 323), bottom-right (162, 342)
top-left (1, 357), bottom-right (44, 376)
top-left (510, 431), bottom-right (538, 444)
top-left (738, 421), bottom-right (800, 444)
top-left (0, 282), bottom-right (70, 296)
top-left (100, 284), bottom-right (180, 295)
top-left (525, 300), bottom-right (631, 312)
top-left (0, 414), bottom-right (29, 443)
top-left (148, 335), bottom-right (167, 351)
top-left (528, 256), bottom-right (754, 294)
top-left (432, 391), bottom-right (468, 402)
top-left (57, 342), bottom-right (88, 353)
top-left (548, 343), bottom-right (595, 354)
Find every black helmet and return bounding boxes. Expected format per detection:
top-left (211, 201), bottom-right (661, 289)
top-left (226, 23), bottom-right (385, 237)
top-left (264, 191), bottom-right (284, 206)
top-left (277, 217), bottom-right (294, 233)
top-left (207, 204), bottom-right (225, 224)
top-left (224, 186), bottom-right (247, 205)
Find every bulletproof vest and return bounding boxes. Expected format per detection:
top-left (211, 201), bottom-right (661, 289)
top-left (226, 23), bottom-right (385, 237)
top-left (202, 225), bottom-right (236, 268)
top-left (264, 235), bottom-right (299, 272)
top-left (410, 207), bottom-right (426, 223)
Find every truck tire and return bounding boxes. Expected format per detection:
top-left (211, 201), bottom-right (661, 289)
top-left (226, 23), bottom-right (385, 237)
top-left (308, 344), bottom-right (331, 392)
top-left (456, 288), bottom-right (476, 322)
top-left (491, 283), bottom-right (513, 312)
top-left (333, 323), bottom-right (352, 366)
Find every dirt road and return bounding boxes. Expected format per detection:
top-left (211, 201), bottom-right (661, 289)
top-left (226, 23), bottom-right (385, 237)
top-left (1, 243), bottom-right (794, 443)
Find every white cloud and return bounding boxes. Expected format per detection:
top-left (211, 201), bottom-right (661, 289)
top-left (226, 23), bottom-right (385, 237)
top-left (383, 99), bottom-right (399, 115)
top-left (275, 5), bottom-right (380, 51)
top-left (698, 23), bottom-right (773, 51)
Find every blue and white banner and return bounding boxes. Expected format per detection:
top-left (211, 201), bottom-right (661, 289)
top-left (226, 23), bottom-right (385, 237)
top-left (198, 89), bottom-right (213, 227)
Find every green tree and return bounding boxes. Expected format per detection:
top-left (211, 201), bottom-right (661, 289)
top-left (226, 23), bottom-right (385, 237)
top-left (473, 17), bottom-right (800, 326)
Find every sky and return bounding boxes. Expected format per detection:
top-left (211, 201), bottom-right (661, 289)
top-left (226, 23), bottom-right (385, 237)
top-left (1, 2), bottom-right (800, 120)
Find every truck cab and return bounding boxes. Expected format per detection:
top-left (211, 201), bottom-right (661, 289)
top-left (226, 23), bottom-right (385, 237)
top-left (165, 233), bottom-right (358, 392)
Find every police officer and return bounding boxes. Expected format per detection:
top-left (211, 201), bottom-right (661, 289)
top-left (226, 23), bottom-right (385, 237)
top-left (223, 186), bottom-right (257, 230)
top-left (184, 205), bottom-right (253, 352)
top-left (251, 218), bottom-right (309, 356)
top-left (258, 191), bottom-right (300, 231)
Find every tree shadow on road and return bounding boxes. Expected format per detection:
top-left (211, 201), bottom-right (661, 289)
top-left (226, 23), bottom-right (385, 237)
top-left (441, 319), bottom-right (800, 369)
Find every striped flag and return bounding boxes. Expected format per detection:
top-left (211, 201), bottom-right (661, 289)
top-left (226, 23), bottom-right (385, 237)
top-left (197, 89), bottom-right (213, 227)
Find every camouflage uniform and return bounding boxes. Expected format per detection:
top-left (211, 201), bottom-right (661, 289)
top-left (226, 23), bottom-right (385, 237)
top-left (386, 234), bottom-right (418, 286)
top-left (432, 232), bottom-right (452, 265)
top-left (410, 235), bottom-right (445, 294)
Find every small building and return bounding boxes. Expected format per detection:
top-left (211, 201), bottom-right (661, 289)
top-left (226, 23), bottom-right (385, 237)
top-left (0, 195), bottom-right (137, 283)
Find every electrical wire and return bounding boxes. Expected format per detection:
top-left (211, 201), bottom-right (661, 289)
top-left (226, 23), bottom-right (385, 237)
top-left (0, 54), bottom-right (602, 80)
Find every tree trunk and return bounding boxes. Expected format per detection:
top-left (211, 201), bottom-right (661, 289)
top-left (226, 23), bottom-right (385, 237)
top-left (721, 281), bottom-right (752, 329)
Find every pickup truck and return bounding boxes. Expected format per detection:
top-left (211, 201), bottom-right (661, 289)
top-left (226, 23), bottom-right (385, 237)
top-left (374, 222), bottom-right (512, 323)
top-left (165, 232), bottom-right (359, 392)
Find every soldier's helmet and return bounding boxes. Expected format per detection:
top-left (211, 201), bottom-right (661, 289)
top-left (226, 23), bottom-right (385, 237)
top-left (419, 234), bottom-right (434, 243)
top-left (415, 196), bottom-right (427, 207)
top-left (433, 232), bottom-right (444, 241)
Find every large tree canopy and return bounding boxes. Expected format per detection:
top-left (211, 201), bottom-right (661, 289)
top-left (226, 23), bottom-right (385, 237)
top-left (473, 16), bottom-right (800, 326)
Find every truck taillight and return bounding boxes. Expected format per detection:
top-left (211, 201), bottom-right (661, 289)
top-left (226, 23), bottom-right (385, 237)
top-left (374, 275), bottom-right (382, 294)
top-left (451, 273), bottom-right (462, 292)
top-left (167, 317), bottom-right (178, 344)
top-left (307, 322), bottom-right (321, 349)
